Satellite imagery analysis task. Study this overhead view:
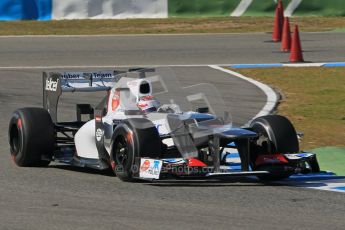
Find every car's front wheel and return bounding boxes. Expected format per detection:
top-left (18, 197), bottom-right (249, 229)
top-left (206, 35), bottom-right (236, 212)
top-left (111, 118), bottom-right (162, 182)
top-left (250, 115), bottom-right (299, 181)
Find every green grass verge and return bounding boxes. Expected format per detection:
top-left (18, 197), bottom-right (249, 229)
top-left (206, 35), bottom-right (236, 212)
top-left (1, 17), bottom-right (345, 35)
top-left (312, 147), bottom-right (345, 176)
top-left (333, 28), bottom-right (345, 32)
top-left (231, 67), bottom-right (345, 150)
top-left (168, 0), bottom-right (242, 17)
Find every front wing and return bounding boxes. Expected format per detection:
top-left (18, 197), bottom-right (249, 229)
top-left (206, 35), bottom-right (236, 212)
top-left (134, 152), bottom-right (320, 181)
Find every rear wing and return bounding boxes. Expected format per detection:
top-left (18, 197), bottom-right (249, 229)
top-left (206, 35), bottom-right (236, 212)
top-left (43, 71), bottom-right (121, 122)
top-left (42, 68), bottom-right (156, 122)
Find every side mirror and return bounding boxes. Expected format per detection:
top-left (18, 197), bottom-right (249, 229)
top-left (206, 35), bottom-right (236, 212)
top-left (196, 107), bottom-right (209, 113)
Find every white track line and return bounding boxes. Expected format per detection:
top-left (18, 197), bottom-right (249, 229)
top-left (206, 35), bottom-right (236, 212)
top-left (0, 62), bottom-right (336, 70)
top-left (209, 65), bottom-right (278, 126)
top-left (0, 31), bottom-right (340, 39)
top-left (1, 64), bottom-right (279, 125)
top-left (286, 181), bottom-right (345, 193)
top-left (0, 32), bottom-right (266, 38)
top-left (283, 63), bottom-right (325, 67)
top-left (0, 64), bottom-right (236, 70)
top-left (230, 0), bottom-right (253, 17)
top-left (0, 65), bottom-right (117, 70)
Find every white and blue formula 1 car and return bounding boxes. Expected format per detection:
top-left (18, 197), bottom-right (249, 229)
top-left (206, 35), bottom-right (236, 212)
top-left (8, 67), bottom-right (320, 182)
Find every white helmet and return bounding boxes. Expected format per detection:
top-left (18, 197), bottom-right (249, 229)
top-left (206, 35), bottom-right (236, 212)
top-left (137, 96), bottom-right (160, 113)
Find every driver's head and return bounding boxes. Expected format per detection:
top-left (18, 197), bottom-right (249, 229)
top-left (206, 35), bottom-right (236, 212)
top-left (137, 96), bottom-right (160, 113)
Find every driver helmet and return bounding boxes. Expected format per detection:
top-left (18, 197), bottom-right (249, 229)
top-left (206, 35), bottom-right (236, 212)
top-left (137, 96), bottom-right (160, 113)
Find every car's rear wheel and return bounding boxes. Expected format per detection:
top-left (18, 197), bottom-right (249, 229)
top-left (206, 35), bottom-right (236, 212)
top-left (8, 108), bottom-right (55, 167)
top-left (250, 115), bottom-right (299, 181)
top-left (111, 118), bottom-right (161, 182)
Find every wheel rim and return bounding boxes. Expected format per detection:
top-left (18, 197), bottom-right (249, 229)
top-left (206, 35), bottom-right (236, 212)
top-left (115, 136), bottom-right (129, 167)
top-left (10, 124), bottom-right (21, 156)
top-left (252, 123), bottom-right (273, 154)
top-left (250, 123), bottom-right (273, 170)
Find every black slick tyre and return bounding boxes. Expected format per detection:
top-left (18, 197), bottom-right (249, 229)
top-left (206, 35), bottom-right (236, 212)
top-left (8, 108), bottom-right (55, 167)
top-left (250, 115), bottom-right (299, 154)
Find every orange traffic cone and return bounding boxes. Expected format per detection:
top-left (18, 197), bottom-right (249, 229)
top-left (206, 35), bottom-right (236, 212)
top-left (277, 0), bottom-right (283, 9)
top-left (290, 25), bottom-right (304, 62)
top-left (277, 0), bottom-right (284, 33)
top-left (272, 6), bottom-right (282, 42)
top-left (281, 17), bottom-right (291, 52)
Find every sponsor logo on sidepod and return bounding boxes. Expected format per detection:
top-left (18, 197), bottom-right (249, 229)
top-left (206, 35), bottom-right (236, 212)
top-left (45, 78), bottom-right (59, 91)
top-left (96, 128), bottom-right (104, 142)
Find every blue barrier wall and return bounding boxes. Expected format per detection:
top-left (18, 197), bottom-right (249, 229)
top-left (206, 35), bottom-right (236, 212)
top-left (0, 0), bottom-right (52, 20)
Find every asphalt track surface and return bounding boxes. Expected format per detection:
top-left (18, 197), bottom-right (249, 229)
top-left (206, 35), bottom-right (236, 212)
top-left (0, 33), bottom-right (345, 229)
top-left (1, 32), bottom-right (345, 67)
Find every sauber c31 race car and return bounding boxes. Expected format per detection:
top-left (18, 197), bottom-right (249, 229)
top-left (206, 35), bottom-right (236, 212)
top-left (8, 67), bottom-right (320, 182)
